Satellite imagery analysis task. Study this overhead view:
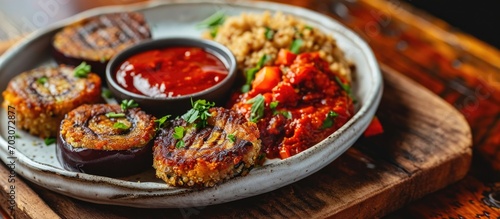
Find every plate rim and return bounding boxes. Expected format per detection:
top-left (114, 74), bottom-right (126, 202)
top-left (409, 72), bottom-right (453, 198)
top-left (0, 0), bottom-right (382, 207)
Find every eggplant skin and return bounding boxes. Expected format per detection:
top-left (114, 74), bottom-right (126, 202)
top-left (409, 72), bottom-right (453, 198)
top-left (52, 12), bottom-right (151, 75)
top-left (57, 104), bottom-right (156, 177)
top-left (153, 107), bottom-right (262, 188)
top-left (1, 65), bottom-right (102, 138)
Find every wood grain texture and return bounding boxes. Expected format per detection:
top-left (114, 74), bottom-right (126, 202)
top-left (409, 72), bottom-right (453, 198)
top-left (0, 163), bottom-right (60, 219)
top-left (2, 65), bottom-right (472, 219)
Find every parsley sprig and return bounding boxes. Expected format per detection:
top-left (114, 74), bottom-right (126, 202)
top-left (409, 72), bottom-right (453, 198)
top-left (121, 99), bottom-right (139, 111)
top-left (246, 94), bottom-right (265, 122)
top-left (155, 115), bottom-right (171, 130)
top-left (74, 62), bottom-right (91, 78)
top-left (197, 11), bottom-right (226, 38)
top-left (44, 137), bottom-right (56, 145)
top-left (290, 39), bottom-right (303, 54)
top-left (270, 101), bottom-right (292, 119)
top-left (321, 111), bottom-right (339, 129)
top-left (113, 122), bottom-right (130, 130)
top-left (173, 126), bottom-right (186, 148)
top-left (242, 54), bottom-right (272, 93)
top-left (181, 99), bottom-right (215, 128)
top-left (37, 76), bottom-right (48, 85)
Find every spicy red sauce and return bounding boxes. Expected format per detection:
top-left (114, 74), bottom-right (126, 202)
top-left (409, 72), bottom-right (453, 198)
top-left (230, 50), bottom-right (354, 159)
top-left (115, 47), bottom-right (228, 97)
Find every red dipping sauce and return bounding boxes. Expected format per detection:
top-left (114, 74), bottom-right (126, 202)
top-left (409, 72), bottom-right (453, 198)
top-left (115, 47), bottom-right (228, 97)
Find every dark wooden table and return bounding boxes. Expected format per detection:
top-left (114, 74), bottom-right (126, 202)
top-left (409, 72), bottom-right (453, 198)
top-left (1, 0), bottom-right (499, 218)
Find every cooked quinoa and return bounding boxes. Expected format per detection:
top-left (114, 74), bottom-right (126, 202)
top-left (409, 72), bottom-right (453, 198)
top-left (203, 11), bottom-right (352, 80)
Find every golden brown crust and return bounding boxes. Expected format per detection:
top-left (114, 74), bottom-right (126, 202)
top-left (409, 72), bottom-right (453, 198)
top-left (53, 12), bottom-right (151, 62)
top-left (153, 107), bottom-right (261, 187)
top-left (2, 65), bottom-right (102, 138)
top-left (59, 104), bottom-right (156, 151)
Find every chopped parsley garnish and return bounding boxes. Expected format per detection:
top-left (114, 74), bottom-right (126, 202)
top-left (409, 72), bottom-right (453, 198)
top-left (321, 111), bottom-right (339, 129)
top-left (290, 39), bottom-right (303, 54)
top-left (265, 27), bottom-right (275, 40)
top-left (101, 88), bottom-right (113, 99)
top-left (270, 101), bottom-right (279, 111)
top-left (105, 112), bottom-right (126, 118)
top-left (304, 25), bottom-right (313, 30)
top-left (173, 126), bottom-right (186, 148)
top-left (334, 76), bottom-right (352, 96)
top-left (269, 101), bottom-right (292, 119)
top-left (113, 122), bottom-right (130, 130)
top-left (155, 115), bottom-right (171, 130)
top-left (37, 76), bottom-right (48, 85)
top-left (241, 54), bottom-right (272, 93)
top-left (197, 11), bottom-right (226, 38)
top-left (181, 99), bottom-right (215, 128)
top-left (228, 134), bottom-right (236, 143)
top-left (121, 99), bottom-right (139, 111)
top-left (246, 94), bottom-right (265, 122)
top-left (74, 62), bottom-right (91, 78)
top-left (44, 137), bottom-right (56, 145)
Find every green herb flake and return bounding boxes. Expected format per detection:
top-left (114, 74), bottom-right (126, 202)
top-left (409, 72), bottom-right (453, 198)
top-left (113, 122), bottom-right (130, 130)
top-left (74, 62), bottom-right (92, 78)
top-left (304, 25), bottom-right (313, 30)
top-left (44, 137), bottom-right (56, 145)
top-left (121, 99), bottom-right (139, 111)
top-left (37, 76), bottom-right (48, 85)
top-left (241, 54), bottom-right (271, 93)
top-left (176, 140), bottom-right (185, 148)
top-left (14, 134), bottom-right (21, 139)
top-left (247, 94), bottom-right (265, 123)
top-left (270, 101), bottom-right (279, 111)
top-left (101, 88), bottom-right (113, 99)
top-left (105, 112), bottom-right (126, 118)
top-left (197, 11), bottom-right (226, 28)
top-left (335, 76), bottom-right (352, 96)
top-left (290, 39), bottom-right (304, 54)
top-left (228, 134), bottom-right (236, 143)
top-left (321, 111), bottom-right (339, 129)
top-left (155, 115), bottom-right (171, 130)
top-left (265, 27), bottom-right (275, 40)
top-left (173, 126), bottom-right (186, 148)
top-left (181, 99), bottom-right (215, 128)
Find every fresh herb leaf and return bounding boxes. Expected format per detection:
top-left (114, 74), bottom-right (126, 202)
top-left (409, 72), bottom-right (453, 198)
top-left (270, 101), bottom-right (279, 111)
top-left (247, 94), bottom-right (265, 122)
top-left (14, 134), bottom-right (21, 139)
top-left (44, 137), bottom-right (56, 145)
top-left (321, 111), bottom-right (339, 129)
top-left (290, 39), bottom-right (303, 54)
top-left (335, 76), bottom-right (351, 96)
top-left (181, 99), bottom-right (215, 128)
top-left (155, 115), bottom-right (171, 130)
top-left (121, 99), bottom-right (139, 111)
top-left (228, 134), bottom-right (236, 143)
top-left (101, 88), bottom-right (113, 99)
top-left (210, 26), bottom-right (219, 38)
top-left (74, 62), bottom-right (91, 78)
top-left (276, 110), bottom-right (292, 119)
top-left (37, 76), bottom-right (48, 85)
top-left (176, 140), bottom-right (185, 148)
top-left (304, 25), bottom-right (313, 30)
top-left (173, 126), bottom-right (186, 148)
top-left (241, 54), bottom-right (271, 93)
top-left (105, 112), bottom-right (126, 118)
top-left (197, 11), bottom-right (226, 28)
top-left (113, 122), bottom-right (130, 130)
top-left (265, 27), bottom-right (275, 40)
top-left (257, 54), bottom-right (272, 68)
top-left (173, 126), bottom-right (185, 140)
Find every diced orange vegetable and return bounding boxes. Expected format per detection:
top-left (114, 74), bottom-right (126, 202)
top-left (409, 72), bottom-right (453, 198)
top-left (251, 66), bottom-right (281, 93)
top-left (275, 49), bottom-right (297, 65)
top-left (363, 116), bottom-right (384, 137)
top-left (279, 146), bottom-right (291, 159)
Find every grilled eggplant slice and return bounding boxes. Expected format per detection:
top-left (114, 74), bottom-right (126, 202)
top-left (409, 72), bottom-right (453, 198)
top-left (1, 65), bottom-right (102, 138)
top-left (153, 107), bottom-right (261, 188)
top-left (56, 104), bottom-right (156, 177)
top-left (52, 12), bottom-right (151, 75)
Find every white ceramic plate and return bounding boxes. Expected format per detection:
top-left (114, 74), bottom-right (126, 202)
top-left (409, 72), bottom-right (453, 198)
top-left (0, 0), bottom-right (382, 208)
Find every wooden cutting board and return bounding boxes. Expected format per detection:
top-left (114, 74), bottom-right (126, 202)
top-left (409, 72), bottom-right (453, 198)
top-left (0, 64), bottom-right (472, 218)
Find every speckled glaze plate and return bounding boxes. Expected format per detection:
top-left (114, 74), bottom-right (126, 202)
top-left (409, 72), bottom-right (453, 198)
top-left (0, 0), bottom-right (382, 208)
